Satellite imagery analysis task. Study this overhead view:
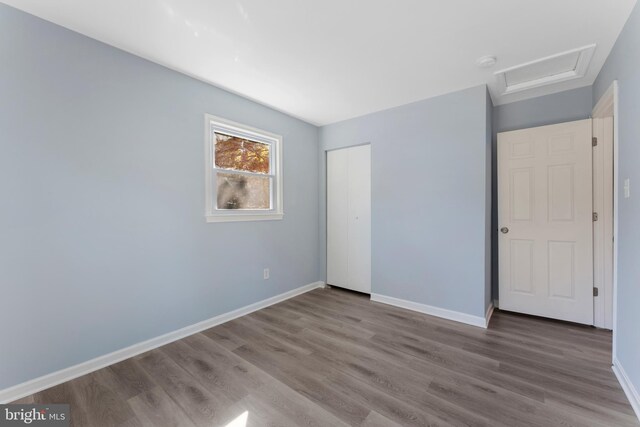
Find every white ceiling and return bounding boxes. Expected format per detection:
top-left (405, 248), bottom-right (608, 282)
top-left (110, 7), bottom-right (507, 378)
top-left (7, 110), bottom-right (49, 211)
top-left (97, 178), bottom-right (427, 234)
top-left (5, 0), bottom-right (637, 125)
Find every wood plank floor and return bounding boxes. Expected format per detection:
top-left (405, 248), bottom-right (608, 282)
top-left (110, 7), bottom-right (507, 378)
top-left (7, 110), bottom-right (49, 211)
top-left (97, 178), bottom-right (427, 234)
top-left (13, 287), bottom-right (639, 426)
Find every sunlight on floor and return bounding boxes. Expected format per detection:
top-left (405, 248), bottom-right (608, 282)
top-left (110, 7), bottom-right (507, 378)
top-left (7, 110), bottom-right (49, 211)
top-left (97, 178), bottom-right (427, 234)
top-left (224, 411), bottom-right (248, 427)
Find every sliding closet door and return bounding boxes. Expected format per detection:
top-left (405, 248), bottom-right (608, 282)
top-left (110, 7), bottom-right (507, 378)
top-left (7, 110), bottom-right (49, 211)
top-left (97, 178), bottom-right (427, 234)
top-left (327, 145), bottom-right (371, 293)
top-left (347, 145), bottom-right (371, 293)
top-left (327, 149), bottom-right (349, 288)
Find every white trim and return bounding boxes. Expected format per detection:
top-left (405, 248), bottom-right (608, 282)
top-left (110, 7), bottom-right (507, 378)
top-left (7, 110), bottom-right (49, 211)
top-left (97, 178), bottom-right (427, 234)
top-left (485, 303), bottom-right (495, 328)
top-left (0, 281), bottom-right (325, 404)
top-left (613, 358), bottom-right (640, 421)
top-left (206, 213), bottom-right (283, 223)
top-left (204, 114), bottom-right (284, 222)
top-left (613, 82), bottom-right (619, 361)
top-left (592, 82), bottom-right (616, 117)
top-left (591, 116), bottom-right (614, 329)
top-left (592, 80), bottom-right (619, 360)
top-left (370, 293), bottom-right (489, 329)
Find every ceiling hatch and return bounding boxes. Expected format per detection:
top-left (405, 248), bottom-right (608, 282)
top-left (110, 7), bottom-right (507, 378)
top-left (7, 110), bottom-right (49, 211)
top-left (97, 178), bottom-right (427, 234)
top-left (495, 44), bottom-right (596, 95)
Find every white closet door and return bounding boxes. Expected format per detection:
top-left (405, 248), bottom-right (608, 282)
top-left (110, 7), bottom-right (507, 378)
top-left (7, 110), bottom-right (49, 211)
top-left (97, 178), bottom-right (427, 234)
top-left (327, 148), bottom-right (349, 288)
top-left (327, 145), bottom-right (371, 293)
top-left (347, 145), bottom-right (371, 293)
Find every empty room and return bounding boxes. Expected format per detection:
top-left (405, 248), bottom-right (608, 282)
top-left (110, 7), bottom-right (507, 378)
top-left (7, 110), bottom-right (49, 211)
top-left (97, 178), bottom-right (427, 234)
top-left (1, 1), bottom-right (640, 426)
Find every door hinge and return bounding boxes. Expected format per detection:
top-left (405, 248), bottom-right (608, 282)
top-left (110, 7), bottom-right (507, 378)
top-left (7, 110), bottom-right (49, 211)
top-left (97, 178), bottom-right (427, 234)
top-left (593, 287), bottom-right (599, 297)
top-left (592, 137), bottom-right (598, 147)
top-left (593, 212), bottom-right (598, 221)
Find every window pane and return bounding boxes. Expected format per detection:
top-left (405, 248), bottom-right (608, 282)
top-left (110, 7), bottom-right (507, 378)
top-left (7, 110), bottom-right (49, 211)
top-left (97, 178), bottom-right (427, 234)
top-left (216, 172), bottom-right (271, 210)
top-left (214, 132), bottom-right (270, 174)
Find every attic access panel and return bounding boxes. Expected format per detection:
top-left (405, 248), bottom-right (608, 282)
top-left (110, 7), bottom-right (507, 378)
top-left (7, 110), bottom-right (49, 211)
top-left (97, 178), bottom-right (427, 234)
top-left (495, 45), bottom-right (596, 95)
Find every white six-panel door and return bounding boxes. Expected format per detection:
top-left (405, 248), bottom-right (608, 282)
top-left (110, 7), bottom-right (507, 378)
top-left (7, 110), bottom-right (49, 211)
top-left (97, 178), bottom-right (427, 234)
top-left (327, 145), bottom-right (371, 293)
top-left (498, 119), bottom-right (594, 325)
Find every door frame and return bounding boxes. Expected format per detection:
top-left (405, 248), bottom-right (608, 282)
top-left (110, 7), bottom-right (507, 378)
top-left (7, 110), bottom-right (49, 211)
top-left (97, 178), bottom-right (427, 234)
top-left (592, 80), bottom-right (619, 361)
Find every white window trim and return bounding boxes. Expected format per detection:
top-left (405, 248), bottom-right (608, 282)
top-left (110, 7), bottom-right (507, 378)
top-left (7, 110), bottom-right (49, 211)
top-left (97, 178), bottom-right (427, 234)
top-left (204, 114), bottom-right (283, 223)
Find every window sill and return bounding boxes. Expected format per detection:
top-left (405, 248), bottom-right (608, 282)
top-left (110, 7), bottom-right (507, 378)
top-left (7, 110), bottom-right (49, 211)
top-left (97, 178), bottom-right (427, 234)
top-left (205, 213), bottom-right (284, 223)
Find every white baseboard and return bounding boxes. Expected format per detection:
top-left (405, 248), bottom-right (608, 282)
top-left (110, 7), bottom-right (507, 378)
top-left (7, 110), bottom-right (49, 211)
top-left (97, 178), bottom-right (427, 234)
top-left (485, 303), bottom-right (495, 328)
top-left (0, 281), bottom-right (325, 404)
top-left (613, 358), bottom-right (640, 421)
top-left (370, 293), bottom-right (489, 329)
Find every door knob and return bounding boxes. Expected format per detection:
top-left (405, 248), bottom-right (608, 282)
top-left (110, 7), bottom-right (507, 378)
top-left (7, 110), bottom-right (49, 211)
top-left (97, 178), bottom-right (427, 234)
top-left (500, 227), bottom-right (509, 234)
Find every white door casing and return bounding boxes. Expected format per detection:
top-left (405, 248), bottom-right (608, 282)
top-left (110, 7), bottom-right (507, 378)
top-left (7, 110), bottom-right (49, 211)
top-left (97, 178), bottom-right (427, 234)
top-left (592, 117), bottom-right (614, 329)
top-left (327, 145), bottom-right (371, 293)
top-left (498, 119), bottom-right (594, 325)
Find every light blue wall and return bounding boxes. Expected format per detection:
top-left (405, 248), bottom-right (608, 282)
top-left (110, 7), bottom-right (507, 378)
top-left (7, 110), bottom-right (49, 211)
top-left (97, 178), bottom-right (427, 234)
top-left (491, 87), bottom-right (593, 300)
top-left (493, 87), bottom-right (593, 134)
top-left (319, 85), bottom-right (491, 318)
top-left (0, 4), bottom-right (320, 390)
top-left (593, 0), bottom-right (640, 400)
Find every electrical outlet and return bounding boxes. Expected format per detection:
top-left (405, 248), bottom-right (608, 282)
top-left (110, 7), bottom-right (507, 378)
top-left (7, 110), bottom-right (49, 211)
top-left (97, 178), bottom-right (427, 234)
top-left (263, 268), bottom-right (270, 280)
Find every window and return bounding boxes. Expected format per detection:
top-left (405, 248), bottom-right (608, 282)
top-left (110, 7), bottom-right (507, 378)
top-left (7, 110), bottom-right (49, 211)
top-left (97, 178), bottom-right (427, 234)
top-left (205, 114), bottom-right (283, 222)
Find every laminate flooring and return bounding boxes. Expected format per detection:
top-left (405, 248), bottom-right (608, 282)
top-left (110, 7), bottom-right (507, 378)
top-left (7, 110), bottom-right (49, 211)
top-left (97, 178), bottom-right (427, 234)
top-left (13, 287), bottom-right (639, 426)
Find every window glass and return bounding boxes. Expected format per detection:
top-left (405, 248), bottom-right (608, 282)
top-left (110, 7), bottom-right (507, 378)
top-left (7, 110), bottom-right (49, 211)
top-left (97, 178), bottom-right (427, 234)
top-left (216, 172), bottom-right (271, 210)
top-left (214, 132), bottom-right (270, 174)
